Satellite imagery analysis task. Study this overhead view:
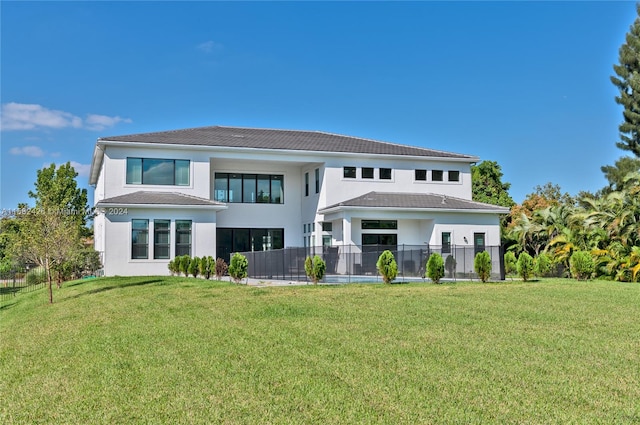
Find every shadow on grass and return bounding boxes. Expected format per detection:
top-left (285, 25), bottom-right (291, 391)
top-left (67, 278), bottom-right (165, 300)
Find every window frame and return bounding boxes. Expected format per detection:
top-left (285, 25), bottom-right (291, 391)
top-left (315, 168), bottom-right (320, 193)
top-left (343, 166), bottom-right (356, 179)
top-left (131, 219), bottom-right (149, 259)
top-left (153, 220), bottom-right (171, 259)
top-left (362, 167), bottom-right (374, 179)
top-left (379, 168), bottom-right (392, 180)
top-left (126, 157), bottom-right (190, 186)
top-left (213, 173), bottom-right (284, 204)
top-left (432, 170), bottom-right (444, 182)
top-left (175, 220), bottom-right (192, 257)
top-left (415, 169), bottom-right (427, 181)
top-left (448, 170), bottom-right (460, 182)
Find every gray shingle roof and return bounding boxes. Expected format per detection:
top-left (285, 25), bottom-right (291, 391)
top-left (99, 125), bottom-right (475, 159)
top-left (96, 191), bottom-right (225, 207)
top-left (319, 192), bottom-right (510, 213)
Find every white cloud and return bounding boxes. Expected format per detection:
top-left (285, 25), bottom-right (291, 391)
top-left (85, 114), bottom-right (133, 131)
top-left (1, 102), bottom-right (132, 132)
top-left (9, 145), bottom-right (45, 157)
top-left (1, 102), bottom-right (82, 131)
top-left (197, 40), bottom-right (223, 53)
top-left (69, 161), bottom-right (91, 178)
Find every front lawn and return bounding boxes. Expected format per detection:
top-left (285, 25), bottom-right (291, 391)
top-left (1, 277), bottom-right (638, 424)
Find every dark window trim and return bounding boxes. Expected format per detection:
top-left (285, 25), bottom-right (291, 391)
top-left (131, 219), bottom-right (149, 259)
top-left (379, 168), bottom-right (392, 180)
top-left (126, 157), bottom-right (190, 186)
top-left (343, 166), bottom-right (356, 179)
top-left (362, 167), bottom-right (374, 179)
top-left (415, 169), bottom-right (427, 181)
top-left (361, 220), bottom-right (398, 230)
top-left (315, 168), bottom-right (320, 193)
top-left (153, 219), bottom-right (171, 259)
top-left (214, 173), bottom-right (284, 204)
top-left (175, 220), bottom-right (192, 257)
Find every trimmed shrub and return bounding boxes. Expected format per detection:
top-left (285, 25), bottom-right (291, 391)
top-left (504, 251), bottom-right (517, 279)
top-left (517, 252), bottom-right (535, 281)
top-left (199, 256), bottom-right (214, 279)
top-left (26, 266), bottom-right (47, 285)
top-left (570, 251), bottom-right (594, 280)
top-left (426, 253), bottom-right (445, 284)
top-left (189, 256), bottom-right (200, 278)
top-left (215, 258), bottom-right (228, 280)
top-left (304, 255), bottom-right (326, 285)
top-left (474, 251), bottom-right (492, 283)
top-left (228, 253), bottom-right (248, 283)
top-left (168, 259), bottom-right (178, 276)
top-left (535, 253), bottom-right (552, 278)
top-left (445, 255), bottom-right (457, 278)
top-left (376, 250), bottom-right (398, 284)
top-left (179, 255), bottom-right (191, 277)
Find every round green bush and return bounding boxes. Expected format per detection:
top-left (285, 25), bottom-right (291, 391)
top-left (304, 255), bottom-right (326, 285)
top-left (474, 251), bottom-right (492, 283)
top-left (504, 251), bottom-right (517, 277)
top-left (228, 253), bottom-right (248, 283)
top-left (570, 251), bottom-right (594, 280)
top-left (535, 253), bottom-right (553, 277)
top-left (426, 252), bottom-right (445, 284)
top-left (517, 252), bottom-right (535, 281)
top-left (376, 250), bottom-right (398, 284)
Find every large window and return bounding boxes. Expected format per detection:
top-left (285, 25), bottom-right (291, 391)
top-left (126, 158), bottom-right (189, 186)
top-left (361, 220), bottom-right (397, 229)
top-left (214, 173), bottom-right (284, 204)
top-left (362, 234), bottom-right (397, 245)
top-left (175, 220), bottom-right (192, 256)
top-left (154, 220), bottom-right (170, 259)
top-left (131, 219), bottom-right (149, 259)
top-left (216, 228), bottom-right (284, 262)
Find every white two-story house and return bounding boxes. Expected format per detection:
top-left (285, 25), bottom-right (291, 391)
top-left (89, 125), bottom-right (509, 277)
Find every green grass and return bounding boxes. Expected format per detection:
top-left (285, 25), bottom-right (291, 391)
top-left (1, 277), bottom-right (639, 424)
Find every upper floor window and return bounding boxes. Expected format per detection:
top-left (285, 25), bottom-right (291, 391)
top-left (315, 168), bottom-right (320, 193)
top-left (214, 173), bottom-right (284, 204)
top-left (415, 169), bottom-right (427, 181)
top-left (432, 170), bottom-right (444, 182)
top-left (362, 220), bottom-right (397, 230)
top-left (379, 168), bottom-right (392, 180)
top-left (448, 171), bottom-right (460, 182)
top-left (362, 167), bottom-right (374, 179)
top-left (321, 222), bottom-right (332, 232)
top-left (343, 166), bottom-right (356, 179)
top-left (126, 158), bottom-right (189, 186)
top-left (305, 172), bottom-right (309, 197)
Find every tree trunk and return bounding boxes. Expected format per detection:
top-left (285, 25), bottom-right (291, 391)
top-left (46, 259), bottom-right (53, 304)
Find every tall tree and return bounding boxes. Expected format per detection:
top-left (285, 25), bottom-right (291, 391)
top-left (611, 4), bottom-right (640, 157)
top-left (600, 155), bottom-right (640, 193)
top-left (471, 160), bottom-right (515, 207)
top-left (29, 162), bottom-right (90, 229)
top-left (11, 163), bottom-right (93, 303)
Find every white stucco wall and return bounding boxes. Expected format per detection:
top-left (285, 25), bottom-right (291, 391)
top-left (99, 207), bottom-right (216, 276)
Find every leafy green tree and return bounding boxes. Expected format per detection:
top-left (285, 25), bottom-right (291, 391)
top-left (504, 251), bottom-right (517, 279)
top-left (304, 255), bottom-right (326, 285)
top-left (426, 252), bottom-right (444, 284)
top-left (570, 251), bottom-right (595, 280)
top-left (471, 160), bottom-right (515, 207)
top-left (228, 253), bottom-right (248, 283)
top-left (600, 156), bottom-right (640, 193)
top-left (376, 250), bottom-right (398, 284)
top-left (534, 253), bottom-right (553, 278)
top-left (517, 252), bottom-right (535, 282)
top-left (29, 162), bottom-right (91, 231)
top-left (474, 251), bottom-right (492, 283)
top-left (611, 4), bottom-right (640, 158)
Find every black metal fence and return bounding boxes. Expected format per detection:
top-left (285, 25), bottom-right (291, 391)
top-left (0, 270), bottom-right (46, 304)
top-left (239, 244), bottom-right (504, 283)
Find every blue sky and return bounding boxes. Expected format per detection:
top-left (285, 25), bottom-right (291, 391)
top-left (1, 1), bottom-right (636, 209)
